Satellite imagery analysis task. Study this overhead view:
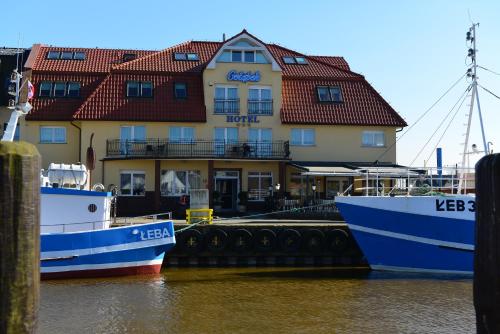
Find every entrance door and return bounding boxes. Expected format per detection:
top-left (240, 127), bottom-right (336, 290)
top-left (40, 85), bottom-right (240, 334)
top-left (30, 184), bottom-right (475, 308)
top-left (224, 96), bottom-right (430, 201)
top-left (216, 178), bottom-right (238, 210)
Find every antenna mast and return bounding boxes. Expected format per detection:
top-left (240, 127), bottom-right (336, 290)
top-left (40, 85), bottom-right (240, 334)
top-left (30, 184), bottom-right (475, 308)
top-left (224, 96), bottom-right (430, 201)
top-left (458, 23), bottom-right (489, 193)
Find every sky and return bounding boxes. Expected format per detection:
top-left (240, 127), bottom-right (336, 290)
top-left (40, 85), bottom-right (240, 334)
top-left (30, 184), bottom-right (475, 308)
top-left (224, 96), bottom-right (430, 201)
top-left (3, 0), bottom-right (500, 168)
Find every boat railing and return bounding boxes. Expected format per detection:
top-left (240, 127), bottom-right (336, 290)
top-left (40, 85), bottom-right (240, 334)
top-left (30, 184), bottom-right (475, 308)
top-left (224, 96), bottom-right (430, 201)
top-left (341, 166), bottom-right (476, 197)
top-left (41, 212), bottom-right (173, 233)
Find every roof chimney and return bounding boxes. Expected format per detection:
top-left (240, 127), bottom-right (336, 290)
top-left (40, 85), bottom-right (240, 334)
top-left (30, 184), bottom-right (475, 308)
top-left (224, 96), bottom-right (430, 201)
top-left (223, 33), bottom-right (226, 42)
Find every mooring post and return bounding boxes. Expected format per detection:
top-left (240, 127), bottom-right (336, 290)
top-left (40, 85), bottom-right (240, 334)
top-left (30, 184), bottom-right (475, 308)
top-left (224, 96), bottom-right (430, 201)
top-left (474, 153), bottom-right (500, 333)
top-left (0, 141), bottom-right (41, 334)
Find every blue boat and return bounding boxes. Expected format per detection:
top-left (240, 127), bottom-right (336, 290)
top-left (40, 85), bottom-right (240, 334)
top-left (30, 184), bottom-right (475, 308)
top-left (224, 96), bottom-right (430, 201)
top-left (40, 186), bottom-right (176, 279)
top-left (335, 195), bottom-right (475, 275)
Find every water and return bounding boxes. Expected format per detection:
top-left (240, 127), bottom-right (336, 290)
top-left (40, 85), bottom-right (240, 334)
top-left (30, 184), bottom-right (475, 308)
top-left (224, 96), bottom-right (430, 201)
top-left (39, 268), bottom-right (475, 334)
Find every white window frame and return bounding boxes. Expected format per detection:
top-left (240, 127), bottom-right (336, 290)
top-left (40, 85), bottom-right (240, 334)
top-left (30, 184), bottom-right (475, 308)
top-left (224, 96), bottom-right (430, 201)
top-left (40, 126), bottom-right (66, 144)
top-left (120, 170), bottom-right (146, 197)
top-left (169, 126), bottom-right (195, 143)
top-left (120, 125), bottom-right (146, 141)
top-left (290, 128), bottom-right (315, 146)
top-left (247, 171), bottom-right (273, 201)
top-left (362, 131), bottom-right (385, 147)
top-left (248, 86), bottom-right (272, 101)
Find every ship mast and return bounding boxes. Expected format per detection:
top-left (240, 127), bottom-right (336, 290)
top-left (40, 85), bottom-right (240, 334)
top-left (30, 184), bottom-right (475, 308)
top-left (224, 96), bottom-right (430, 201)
top-left (458, 23), bottom-right (489, 194)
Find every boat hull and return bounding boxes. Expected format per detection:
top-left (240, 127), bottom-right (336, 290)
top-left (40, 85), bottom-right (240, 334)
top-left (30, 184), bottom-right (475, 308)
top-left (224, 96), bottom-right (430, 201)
top-left (335, 196), bottom-right (475, 275)
top-left (41, 221), bottom-right (176, 279)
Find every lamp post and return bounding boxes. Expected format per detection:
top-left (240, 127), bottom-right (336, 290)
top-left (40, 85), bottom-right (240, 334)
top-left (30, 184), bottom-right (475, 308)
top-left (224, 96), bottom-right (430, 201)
top-left (274, 183), bottom-right (281, 210)
top-left (312, 184), bottom-right (317, 205)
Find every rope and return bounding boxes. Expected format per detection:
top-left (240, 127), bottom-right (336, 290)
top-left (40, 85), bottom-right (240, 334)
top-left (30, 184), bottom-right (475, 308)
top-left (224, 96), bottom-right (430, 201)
top-left (174, 201), bottom-right (338, 235)
top-left (409, 84), bottom-right (472, 166)
top-left (477, 65), bottom-right (500, 76)
top-left (373, 72), bottom-right (467, 163)
top-left (478, 83), bottom-right (500, 101)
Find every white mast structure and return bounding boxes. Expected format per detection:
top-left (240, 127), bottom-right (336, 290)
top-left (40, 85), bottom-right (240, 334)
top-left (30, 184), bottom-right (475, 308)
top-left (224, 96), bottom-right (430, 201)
top-left (458, 23), bottom-right (489, 194)
top-left (1, 53), bottom-right (32, 142)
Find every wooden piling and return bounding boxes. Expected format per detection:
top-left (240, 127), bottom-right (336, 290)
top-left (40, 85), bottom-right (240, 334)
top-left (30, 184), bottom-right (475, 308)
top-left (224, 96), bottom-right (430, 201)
top-left (0, 142), bottom-right (41, 334)
top-left (474, 153), bottom-right (500, 334)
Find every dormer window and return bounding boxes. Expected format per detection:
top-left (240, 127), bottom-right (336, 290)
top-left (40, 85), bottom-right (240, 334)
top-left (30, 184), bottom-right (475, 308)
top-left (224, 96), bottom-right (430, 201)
top-left (231, 51), bottom-right (242, 62)
top-left (127, 81), bottom-right (153, 97)
top-left (60, 51), bottom-right (74, 60)
top-left (123, 53), bottom-right (137, 62)
top-left (317, 86), bottom-right (343, 103)
top-left (283, 56), bottom-right (308, 64)
top-left (46, 51), bottom-right (86, 60)
top-left (174, 52), bottom-right (199, 61)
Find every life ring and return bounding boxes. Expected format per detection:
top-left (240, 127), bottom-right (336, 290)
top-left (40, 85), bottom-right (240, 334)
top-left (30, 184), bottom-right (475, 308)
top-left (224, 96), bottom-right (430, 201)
top-left (180, 229), bottom-right (204, 254)
top-left (179, 195), bottom-right (188, 206)
top-left (254, 229), bottom-right (276, 252)
top-left (205, 228), bottom-right (228, 253)
top-left (278, 229), bottom-right (302, 252)
top-left (303, 229), bottom-right (325, 254)
top-left (326, 229), bottom-right (349, 253)
top-left (230, 229), bottom-right (254, 253)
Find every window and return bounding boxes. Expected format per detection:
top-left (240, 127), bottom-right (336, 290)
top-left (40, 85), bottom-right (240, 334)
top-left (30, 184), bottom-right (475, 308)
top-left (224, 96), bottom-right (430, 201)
top-left (214, 86), bottom-right (239, 114)
top-left (160, 170), bottom-right (201, 196)
top-left (174, 52), bottom-right (187, 60)
top-left (169, 126), bottom-right (194, 143)
top-left (120, 171), bottom-right (145, 196)
top-left (283, 56), bottom-right (309, 64)
top-left (214, 127), bottom-right (238, 142)
top-left (174, 52), bottom-right (199, 61)
top-left (231, 51), bottom-right (242, 62)
top-left (362, 131), bottom-right (385, 147)
top-left (295, 57), bottom-right (308, 64)
top-left (291, 129), bottom-right (315, 146)
top-left (67, 82), bottom-right (81, 97)
top-left (217, 51), bottom-right (231, 62)
top-left (317, 86), bottom-right (343, 102)
top-left (53, 82), bottom-right (66, 97)
top-left (47, 51), bottom-right (60, 59)
top-left (248, 86), bottom-right (272, 115)
top-left (248, 128), bottom-right (272, 157)
top-left (122, 53), bottom-right (136, 62)
top-left (187, 53), bottom-right (199, 61)
top-left (289, 173), bottom-right (306, 198)
top-left (255, 51), bottom-right (268, 64)
top-left (73, 52), bottom-right (86, 60)
top-left (244, 51), bottom-right (255, 63)
top-left (39, 82), bottom-right (52, 97)
top-left (141, 82), bottom-right (153, 97)
top-left (40, 126), bottom-right (66, 143)
top-left (248, 172), bottom-right (273, 201)
top-left (120, 125), bottom-right (146, 154)
top-left (127, 81), bottom-right (152, 97)
top-left (174, 83), bottom-right (187, 99)
top-left (60, 51), bottom-right (74, 60)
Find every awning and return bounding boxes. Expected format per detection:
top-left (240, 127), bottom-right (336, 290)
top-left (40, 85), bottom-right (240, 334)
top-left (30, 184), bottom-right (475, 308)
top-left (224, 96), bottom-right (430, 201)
top-left (356, 166), bottom-right (420, 177)
top-left (301, 166), bottom-right (360, 177)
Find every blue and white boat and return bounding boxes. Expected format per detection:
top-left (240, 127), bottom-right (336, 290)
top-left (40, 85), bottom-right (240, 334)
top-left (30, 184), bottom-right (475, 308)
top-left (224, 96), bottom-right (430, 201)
top-left (335, 23), bottom-right (493, 275)
top-left (335, 194), bottom-right (475, 274)
top-left (40, 184), bottom-right (176, 280)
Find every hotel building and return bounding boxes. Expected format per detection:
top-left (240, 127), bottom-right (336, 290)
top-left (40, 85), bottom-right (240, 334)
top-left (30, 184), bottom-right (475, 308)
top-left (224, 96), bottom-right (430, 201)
top-left (14, 30), bottom-right (406, 215)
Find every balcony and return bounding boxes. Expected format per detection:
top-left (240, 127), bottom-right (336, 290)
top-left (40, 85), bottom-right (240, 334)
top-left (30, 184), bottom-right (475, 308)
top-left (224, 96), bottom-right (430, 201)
top-left (214, 99), bottom-right (240, 114)
top-left (248, 100), bottom-right (273, 115)
top-left (106, 139), bottom-right (291, 160)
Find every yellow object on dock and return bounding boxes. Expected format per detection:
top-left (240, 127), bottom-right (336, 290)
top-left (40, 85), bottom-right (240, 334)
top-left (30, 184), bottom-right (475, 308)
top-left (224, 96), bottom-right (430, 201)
top-left (186, 208), bottom-right (213, 225)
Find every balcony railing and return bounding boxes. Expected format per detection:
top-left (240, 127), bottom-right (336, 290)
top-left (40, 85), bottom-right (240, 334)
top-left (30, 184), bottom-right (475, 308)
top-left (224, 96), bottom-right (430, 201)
top-left (248, 100), bottom-right (273, 115)
top-left (106, 139), bottom-right (291, 160)
top-left (214, 99), bottom-right (240, 114)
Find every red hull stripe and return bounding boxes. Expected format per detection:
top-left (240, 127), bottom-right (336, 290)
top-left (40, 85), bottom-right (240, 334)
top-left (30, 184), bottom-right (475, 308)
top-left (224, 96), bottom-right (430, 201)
top-left (41, 264), bottom-right (162, 280)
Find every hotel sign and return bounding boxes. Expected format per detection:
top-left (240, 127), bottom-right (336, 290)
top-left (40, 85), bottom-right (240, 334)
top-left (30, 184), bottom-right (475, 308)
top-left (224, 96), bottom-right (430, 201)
top-left (226, 115), bottom-right (260, 124)
top-left (227, 70), bottom-right (261, 83)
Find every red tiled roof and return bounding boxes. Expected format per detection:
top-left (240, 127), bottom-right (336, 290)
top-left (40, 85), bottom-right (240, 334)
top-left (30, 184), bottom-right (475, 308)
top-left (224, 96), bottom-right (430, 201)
top-left (281, 79), bottom-right (407, 127)
top-left (73, 73), bottom-right (206, 122)
top-left (31, 46), bottom-right (156, 73)
top-left (114, 41), bottom-right (221, 73)
top-left (27, 73), bottom-right (105, 121)
top-left (26, 31), bottom-right (405, 127)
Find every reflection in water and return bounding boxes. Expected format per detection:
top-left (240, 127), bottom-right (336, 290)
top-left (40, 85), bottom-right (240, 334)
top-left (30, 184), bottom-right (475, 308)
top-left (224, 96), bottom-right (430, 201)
top-left (40, 268), bottom-right (474, 334)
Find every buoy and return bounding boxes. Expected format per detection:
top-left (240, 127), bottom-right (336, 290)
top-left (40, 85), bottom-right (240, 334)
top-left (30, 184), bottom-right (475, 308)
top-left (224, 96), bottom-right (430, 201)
top-left (180, 229), bottom-right (204, 254)
top-left (278, 228), bottom-right (301, 252)
top-left (327, 229), bottom-right (349, 253)
top-left (303, 229), bottom-right (325, 254)
top-left (254, 229), bottom-right (276, 252)
top-left (205, 228), bottom-right (228, 252)
top-left (230, 228), bottom-right (253, 253)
